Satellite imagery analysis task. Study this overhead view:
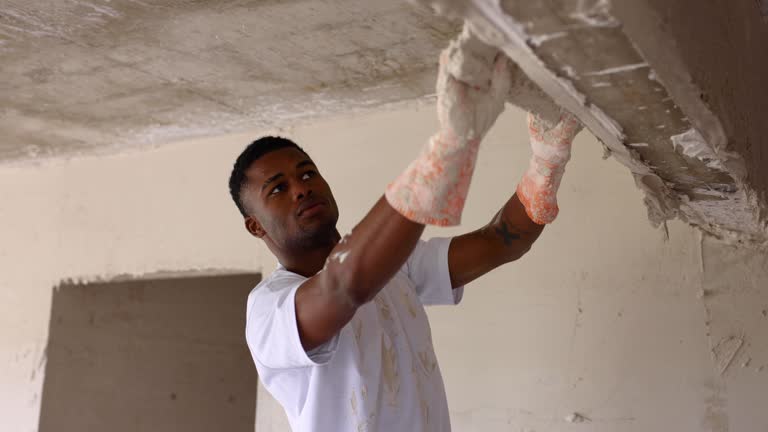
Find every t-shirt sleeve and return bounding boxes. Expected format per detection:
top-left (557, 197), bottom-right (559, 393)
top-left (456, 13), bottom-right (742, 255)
top-left (403, 237), bottom-right (464, 306)
top-left (245, 273), bottom-right (340, 369)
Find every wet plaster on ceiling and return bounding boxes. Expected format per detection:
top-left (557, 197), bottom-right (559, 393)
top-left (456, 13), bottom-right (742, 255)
top-left (413, 0), bottom-right (768, 245)
top-left (0, 0), bottom-right (458, 161)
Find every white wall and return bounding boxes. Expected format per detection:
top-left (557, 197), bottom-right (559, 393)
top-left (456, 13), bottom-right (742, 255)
top-left (1, 102), bottom-right (766, 432)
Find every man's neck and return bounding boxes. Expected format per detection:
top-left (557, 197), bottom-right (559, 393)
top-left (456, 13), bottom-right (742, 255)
top-left (279, 230), bottom-right (341, 277)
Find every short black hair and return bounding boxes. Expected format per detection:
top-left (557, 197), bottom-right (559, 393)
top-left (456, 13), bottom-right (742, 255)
top-left (228, 136), bottom-right (309, 217)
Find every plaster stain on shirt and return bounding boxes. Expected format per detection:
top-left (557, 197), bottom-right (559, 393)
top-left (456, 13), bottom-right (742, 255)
top-left (380, 334), bottom-right (400, 407)
top-left (350, 391), bottom-right (358, 416)
top-left (374, 295), bottom-right (393, 322)
top-left (418, 349), bottom-right (438, 375)
top-left (350, 387), bottom-right (375, 432)
top-left (353, 319), bottom-right (365, 365)
top-left (412, 362), bottom-right (431, 429)
top-left (400, 287), bottom-right (418, 318)
top-left (420, 397), bottom-right (430, 428)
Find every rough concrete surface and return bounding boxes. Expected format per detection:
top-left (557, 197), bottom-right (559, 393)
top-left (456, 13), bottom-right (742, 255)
top-left (412, 0), bottom-right (768, 244)
top-left (0, 0), bottom-right (457, 161)
top-left (39, 273), bottom-right (260, 432)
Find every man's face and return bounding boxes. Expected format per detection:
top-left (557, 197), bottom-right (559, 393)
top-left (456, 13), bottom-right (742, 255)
top-left (242, 147), bottom-right (339, 250)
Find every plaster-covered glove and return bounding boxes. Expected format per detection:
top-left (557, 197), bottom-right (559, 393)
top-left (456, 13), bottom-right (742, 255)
top-left (385, 45), bottom-right (512, 226)
top-left (446, 22), bottom-right (562, 128)
top-left (516, 111), bottom-right (583, 224)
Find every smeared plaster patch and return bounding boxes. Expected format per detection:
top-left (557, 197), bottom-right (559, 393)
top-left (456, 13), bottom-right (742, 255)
top-left (679, 191), bottom-right (761, 237)
top-left (529, 31), bottom-right (567, 47)
top-left (564, 412), bottom-right (590, 423)
top-left (698, 229), bottom-right (706, 273)
top-left (703, 381), bottom-right (729, 432)
top-left (568, 0), bottom-right (619, 28)
top-left (691, 187), bottom-right (734, 198)
top-left (560, 65), bottom-right (578, 79)
top-left (446, 23), bottom-right (562, 125)
top-left (77, 1), bottom-right (122, 19)
top-left (711, 335), bottom-right (744, 375)
top-left (635, 174), bottom-right (679, 227)
top-left (671, 128), bottom-right (726, 171)
top-left (584, 62), bottom-right (649, 76)
top-left (0, 8), bottom-right (62, 38)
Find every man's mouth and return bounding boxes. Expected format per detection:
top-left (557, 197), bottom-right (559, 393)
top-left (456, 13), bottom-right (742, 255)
top-left (297, 199), bottom-right (327, 217)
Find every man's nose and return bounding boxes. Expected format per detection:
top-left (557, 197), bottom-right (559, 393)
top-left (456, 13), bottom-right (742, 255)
top-left (293, 180), bottom-right (312, 201)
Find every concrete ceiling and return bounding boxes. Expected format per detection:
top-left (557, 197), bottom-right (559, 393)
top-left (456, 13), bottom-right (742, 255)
top-left (2, 0), bottom-right (766, 243)
top-left (0, 0), bottom-right (457, 161)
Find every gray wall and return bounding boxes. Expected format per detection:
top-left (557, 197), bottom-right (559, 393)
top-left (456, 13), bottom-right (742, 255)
top-left (38, 273), bottom-right (260, 432)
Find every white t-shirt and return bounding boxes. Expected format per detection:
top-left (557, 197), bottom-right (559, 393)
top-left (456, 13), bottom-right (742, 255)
top-left (245, 237), bottom-right (463, 432)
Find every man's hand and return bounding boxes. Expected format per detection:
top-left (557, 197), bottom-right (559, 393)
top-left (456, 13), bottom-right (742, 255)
top-left (446, 22), bottom-right (563, 128)
top-left (437, 49), bottom-right (512, 144)
top-left (517, 112), bottom-right (582, 224)
top-left (386, 42), bottom-right (511, 226)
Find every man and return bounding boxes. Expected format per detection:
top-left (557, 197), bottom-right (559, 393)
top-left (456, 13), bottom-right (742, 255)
top-left (228, 47), bottom-right (581, 431)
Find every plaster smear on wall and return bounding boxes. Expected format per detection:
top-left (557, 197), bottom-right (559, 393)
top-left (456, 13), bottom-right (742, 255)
top-left (409, 0), bottom-right (767, 246)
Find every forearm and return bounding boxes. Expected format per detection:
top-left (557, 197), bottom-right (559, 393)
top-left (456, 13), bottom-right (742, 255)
top-left (490, 193), bottom-right (544, 261)
top-left (322, 196), bottom-right (424, 307)
top-left (297, 197), bottom-right (424, 350)
top-left (448, 193), bottom-right (542, 288)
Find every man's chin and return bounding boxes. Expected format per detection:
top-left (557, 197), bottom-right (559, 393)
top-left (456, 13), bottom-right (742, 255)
top-left (298, 219), bottom-right (337, 245)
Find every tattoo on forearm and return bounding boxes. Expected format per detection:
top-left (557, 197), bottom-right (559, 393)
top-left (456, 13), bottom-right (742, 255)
top-left (495, 221), bottom-right (521, 246)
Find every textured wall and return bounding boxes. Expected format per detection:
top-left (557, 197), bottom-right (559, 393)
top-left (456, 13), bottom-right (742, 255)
top-left (39, 274), bottom-right (259, 432)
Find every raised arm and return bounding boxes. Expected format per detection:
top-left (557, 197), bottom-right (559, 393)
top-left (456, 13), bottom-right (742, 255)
top-left (448, 111), bottom-right (582, 288)
top-left (448, 193), bottom-right (543, 288)
top-left (295, 49), bottom-right (512, 350)
top-left (295, 198), bottom-right (422, 350)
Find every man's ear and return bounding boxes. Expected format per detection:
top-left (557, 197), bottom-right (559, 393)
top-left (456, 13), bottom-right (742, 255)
top-left (244, 216), bottom-right (266, 238)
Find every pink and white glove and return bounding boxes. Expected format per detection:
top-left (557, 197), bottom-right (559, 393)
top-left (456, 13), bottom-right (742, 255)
top-left (386, 47), bottom-right (511, 226)
top-left (516, 111), bottom-right (583, 225)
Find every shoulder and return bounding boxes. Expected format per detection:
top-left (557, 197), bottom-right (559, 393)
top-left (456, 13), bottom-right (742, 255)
top-left (246, 268), bottom-right (307, 319)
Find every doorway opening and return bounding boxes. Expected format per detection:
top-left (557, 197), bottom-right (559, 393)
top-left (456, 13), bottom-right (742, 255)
top-left (39, 272), bottom-right (261, 432)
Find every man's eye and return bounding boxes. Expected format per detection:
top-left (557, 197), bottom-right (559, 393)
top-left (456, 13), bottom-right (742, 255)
top-left (302, 171), bottom-right (316, 180)
top-left (270, 184), bottom-right (285, 195)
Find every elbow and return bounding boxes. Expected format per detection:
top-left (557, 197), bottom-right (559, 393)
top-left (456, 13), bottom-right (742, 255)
top-left (341, 269), bottom-right (382, 307)
top-left (323, 262), bottom-right (377, 309)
